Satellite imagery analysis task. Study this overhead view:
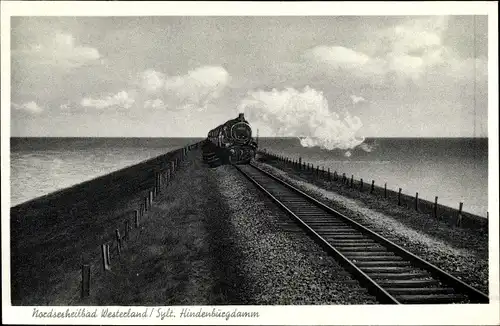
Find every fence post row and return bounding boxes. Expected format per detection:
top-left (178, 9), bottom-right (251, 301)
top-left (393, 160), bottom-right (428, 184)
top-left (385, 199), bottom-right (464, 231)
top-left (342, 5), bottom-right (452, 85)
top-left (85, 144), bottom-right (198, 293)
top-left (260, 147), bottom-right (479, 229)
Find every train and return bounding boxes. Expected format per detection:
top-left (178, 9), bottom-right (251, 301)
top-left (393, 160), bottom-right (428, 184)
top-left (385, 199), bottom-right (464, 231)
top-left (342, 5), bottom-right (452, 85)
top-left (202, 113), bottom-right (258, 167)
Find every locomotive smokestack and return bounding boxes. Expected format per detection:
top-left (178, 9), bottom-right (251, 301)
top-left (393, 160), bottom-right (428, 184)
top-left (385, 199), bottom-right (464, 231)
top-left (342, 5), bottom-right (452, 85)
top-left (238, 113), bottom-right (245, 121)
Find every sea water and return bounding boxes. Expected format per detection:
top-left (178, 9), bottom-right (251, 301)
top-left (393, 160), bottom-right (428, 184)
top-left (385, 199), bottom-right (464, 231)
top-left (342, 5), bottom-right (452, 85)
top-left (10, 137), bottom-right (488, 217)
top-left (258, 137), bottom-right (488, 217)
top-left (10, 138), bottom-right (201, 207)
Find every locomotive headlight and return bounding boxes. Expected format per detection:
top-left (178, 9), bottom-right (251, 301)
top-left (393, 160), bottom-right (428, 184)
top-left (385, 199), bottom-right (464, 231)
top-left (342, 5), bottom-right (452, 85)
top-left (231, 122), bottom-right (251, 143)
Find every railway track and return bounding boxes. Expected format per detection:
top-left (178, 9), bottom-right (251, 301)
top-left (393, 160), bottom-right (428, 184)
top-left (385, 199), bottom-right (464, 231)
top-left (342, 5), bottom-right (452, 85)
top-left (234, 163), bottom-right (489, 305)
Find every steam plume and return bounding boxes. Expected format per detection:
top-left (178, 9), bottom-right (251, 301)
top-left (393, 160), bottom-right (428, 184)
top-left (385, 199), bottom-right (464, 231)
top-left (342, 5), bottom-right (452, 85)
top-left (238, 87), bottom-right (364, 150)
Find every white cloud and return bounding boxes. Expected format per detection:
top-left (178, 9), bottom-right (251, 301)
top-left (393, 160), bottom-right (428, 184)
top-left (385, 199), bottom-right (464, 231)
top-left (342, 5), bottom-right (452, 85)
top-left (12, 101), bottom-right (43, 114)
top-left (138, 66), bottom-right (230, 111)
top-left (81, 91), bottom-right (134, 109)
top-left (60, 102), bottom-right (71, 110)
top-left (139, 70), bottom-right (166, 93)
top-left (14, 31), bottom-right (100, 68)
top-left (80, 66), bottom-right (230, 113)
top-left (304, 16), bottom-right (486, 85)
top-left (387, 53), bottom-right (425, 79)
top-left (304, 46), bottom-right (370, 69)
top-left (350, 95), bottom-right (366, 105)
top-left (144, 98), bottom-right (165, 110)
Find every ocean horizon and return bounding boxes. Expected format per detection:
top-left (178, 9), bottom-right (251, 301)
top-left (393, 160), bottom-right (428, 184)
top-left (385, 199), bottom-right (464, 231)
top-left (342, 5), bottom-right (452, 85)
top-left (9, 137), bottom-right (488, 217)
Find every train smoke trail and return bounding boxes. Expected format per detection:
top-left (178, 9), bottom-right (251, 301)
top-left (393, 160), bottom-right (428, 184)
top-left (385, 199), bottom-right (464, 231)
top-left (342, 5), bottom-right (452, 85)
top-left (238, 87), bottom-right (365, 151)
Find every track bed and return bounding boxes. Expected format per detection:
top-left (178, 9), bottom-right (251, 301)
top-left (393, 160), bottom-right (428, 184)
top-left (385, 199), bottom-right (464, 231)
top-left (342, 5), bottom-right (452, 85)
top-left (235, 163), bottom-right (489, 305)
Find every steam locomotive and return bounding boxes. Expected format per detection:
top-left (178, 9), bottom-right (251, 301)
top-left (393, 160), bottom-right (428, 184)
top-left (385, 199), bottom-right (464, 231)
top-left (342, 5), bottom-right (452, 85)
top-left (202, 113), bottom-right (258, 167)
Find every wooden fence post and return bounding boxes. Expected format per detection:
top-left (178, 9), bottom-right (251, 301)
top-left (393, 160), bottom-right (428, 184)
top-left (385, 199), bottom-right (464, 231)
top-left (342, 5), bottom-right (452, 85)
top-left (81, 264), bottom-right (90, 298)
top-left (456, 202), bottom-right (463, 227)
top-left (101, 244), bottom-right (110, 271)
top-left (398, 188), bottom-right (402, 206)
top-left (371, 180), bottom-right (375, 194)
top-left (115, 229), bottom-right (122, 255)
top-left (135, 210), bottom-right (139, 228)
top-left (360, 178), bottom-right (363, 191)
top-left (434, 196), bottom-right (438, 218)
top-left (384, 183), bottom-right (387, 198)
top-left (106, 244), bottom-right (111, 267)
top-left (415, 192), bottom-right (419, 211)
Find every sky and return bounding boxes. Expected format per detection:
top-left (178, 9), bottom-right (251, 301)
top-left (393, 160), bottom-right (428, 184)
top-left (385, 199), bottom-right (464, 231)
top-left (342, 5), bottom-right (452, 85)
top-left (10, 15), bottom-right (489, 138)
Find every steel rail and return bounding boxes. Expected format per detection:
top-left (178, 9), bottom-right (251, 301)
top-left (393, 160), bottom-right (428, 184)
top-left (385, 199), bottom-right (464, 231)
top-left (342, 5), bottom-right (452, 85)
top-left (234, 162), bottom-right (489, 304)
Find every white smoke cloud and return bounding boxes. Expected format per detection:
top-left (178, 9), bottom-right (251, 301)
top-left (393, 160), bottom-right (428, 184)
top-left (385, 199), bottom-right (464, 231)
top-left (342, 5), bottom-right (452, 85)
top-left (358, 142), bottom-right (377, 153)
top-left (238, 86), bottom-right (365, 150)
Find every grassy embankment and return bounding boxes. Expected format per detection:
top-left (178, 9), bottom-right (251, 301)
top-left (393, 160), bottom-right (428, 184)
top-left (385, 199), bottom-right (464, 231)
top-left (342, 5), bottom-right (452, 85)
top-left (88, 152), bottom-right (251, 305)
top-left (10, 146), bottom-right (252, 305)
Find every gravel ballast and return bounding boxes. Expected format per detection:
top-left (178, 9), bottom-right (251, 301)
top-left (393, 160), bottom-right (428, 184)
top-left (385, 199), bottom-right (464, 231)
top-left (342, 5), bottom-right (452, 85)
top-left (254, 161), bottom-right (489, 295)
top-left (213, 165), bottom-right (378, 304)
